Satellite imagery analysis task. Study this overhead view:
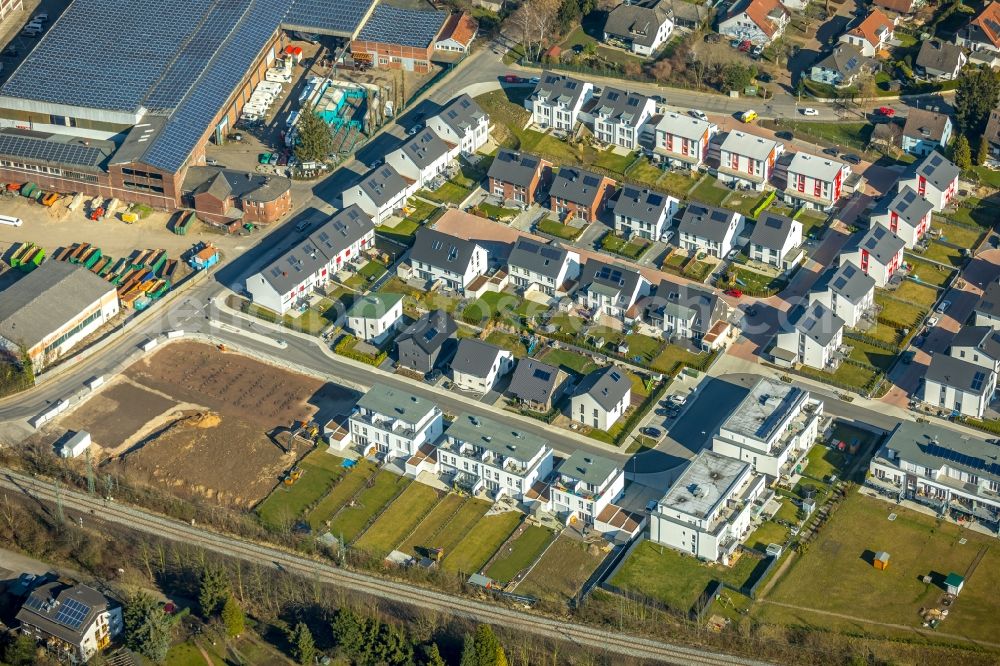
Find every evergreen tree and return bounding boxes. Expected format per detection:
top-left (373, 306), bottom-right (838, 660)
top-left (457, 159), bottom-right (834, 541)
top-left (978, 135), bottom-right (991, 166)
top-left (294, 102), bottom-right (333, 164)
top-left (124, 591), bottom-right (173, 663)
top-left (290, 622), bottom-right (316, 666)
top-left (198, 566), bottom-right (229, 617)
top-left (420, 643), bottom-right (446, 666)
top-left (221, 594), bottom-right (245, 638)
top-left (954, 135), bottom-right (973, 171)
top-left (459, 633), bottom-right (477, 666)
top-left (2, 633), bottom-right (38, 666)
top-left (955, 68), bottom-right (1000, 137)
top-left (460, 625), bottom-right (508, 666)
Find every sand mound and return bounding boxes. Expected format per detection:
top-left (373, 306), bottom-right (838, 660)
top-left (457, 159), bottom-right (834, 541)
top-left (182, 412), bottom-right (221, 429)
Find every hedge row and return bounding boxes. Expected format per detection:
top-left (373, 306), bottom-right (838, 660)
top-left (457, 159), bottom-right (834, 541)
top-left (334, 334), bottom-right (387, 367)
top-left (843, 329), bottom-right (902, 354)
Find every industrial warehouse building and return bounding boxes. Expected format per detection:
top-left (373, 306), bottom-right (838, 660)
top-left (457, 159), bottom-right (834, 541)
top-left (0, 262), bottom-right (119, 369)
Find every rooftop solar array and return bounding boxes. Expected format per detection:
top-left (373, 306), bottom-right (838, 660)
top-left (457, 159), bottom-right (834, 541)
top-left (53, 598), bottom-right (91, 630)
top-left (283, 0), bottom-right (376, 34)
top-left (0, 133), bottom-right (103, 167)
top-left (356, 4), bottom-right (447, 48)
top-left (926, 441), bottom-right (1000, 477)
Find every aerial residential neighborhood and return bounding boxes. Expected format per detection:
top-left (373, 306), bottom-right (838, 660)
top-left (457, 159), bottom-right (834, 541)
top-left (1, 0), bottom-right (1000, 663)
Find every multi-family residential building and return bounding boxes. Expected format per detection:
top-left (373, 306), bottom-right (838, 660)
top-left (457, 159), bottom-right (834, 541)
top-left (645, 280), bottom-right (731, 345)
top-left (901, 108), bottom-right (953, 157)
top-left (550, 451), bottom-right (626, 525)
top-left (713, 379), bottom-right (824, 478)
top-left (570, 366), bottom-right (633, 431)
top-left (425, 94), bottom-right (489, 154)
top-left (506, 358), bottom-right (568, 412)
top-left (603, 0), bottom-right (675, 56)
top-left (839, 9), bottom-right (895, 57)
top-left (783, 152), bottom-right (850, 211)
top-left (507, 237), bottom-right (580, 296)
top-left (955, 0), bottom-right (1000, 53)
top-left (576, 258), bottom-right (650, 319)
top-left (348, 384), bottom-right (444, 458)
top-left (916, 40), bottom-right (968, 80)
top-left (487, 149), bottom-right (550, 206)
top-left (246, 205), bottom-right (375, 314)
top-left (526, 71), bottom-right (594, 131)
top-left (346, 293), bottom-right (404, 344)
top-left (653, 111), bottom-right (717, 169)
top-left (385, 127), bottom-right (454, 189)
top-left (869, 186), bottom-right (933, 248)
top-left (436, 413), bottom-right (554, 500)
top-left (395, 309), bottom-right (458, 373)
top-left (773, 301), bottom-right (845, 369)
top-left (717, 130), bottom-right (782, 191)
top-left (869, 421), bottom-right (1000, 527)
top-left (342, 164), bottom-right (413, 224)
top-left (548, 167), bottom-right (616, 223)
top-left (975, 282), bottom-right (1000, 329)
top-left (16, 582), bottom-right (123, 664)
top-left (897, 151), bottom-right (960, 211)
top-left (810, 43), bottom-right (872, 87)
top-left (950, 326), bottom-right (1000, 373)
top-left (450, 338), bottom-right (514, 393)
top-left (678, 203), bottom-right (744, 258)
top-left (613, 186), bottom-right (679, 240)
top-left (842, 224), bottom-right (905, 287)
top-left (718, 0), bottom-right (790, 46)
top-left (583, 87), bottom-right (656, 151)
top-left (409, 228), bottom-right (487, 293)
top-left (649, 450), bottom-right (768, 564)
top-left (921, 354), bottom-right (997, 419)
top-left (748, 211), bottom-right (804, 271)
top-left (808, 261), bottom-right (876, 328)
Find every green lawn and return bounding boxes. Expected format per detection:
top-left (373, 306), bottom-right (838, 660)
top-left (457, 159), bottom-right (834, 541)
top-left (601, 232), bottom-right (649, 259)
top-left (376, 218), bottom-right (420, 243)
top-left (593, 149), bottom-right (637, 174)
top-left (773, 496), bottom-right (802, 523)
top-left (353, 483), bottom-right (442, 557)
top-left (344, 260), bottom-right (387, 290)
top-left (803, 443), bottom-right (848, 482)
top-left (729, 267), bottom-right (786, 295)
top-left (463, 290), bottom-right (520, 325)
top-left (536, 217), bottom-right (584, 240)
top-left (559, 25), bottom-right (647, 69)
top-left (327, 470), bottom-right (410, 543)
top-left (684, 260), bottom-right (715, 282)
top-left (848, 338), bottom-right (897, 371)
top-left (442, 511), bottom-right (523, 574)
top-left (797, 210), bottom-right (829, 240)
top-left (420, 180), bottom-right (473, 205)
top-left (969, 165), bottom-right (1000, 188)
top-left (625, 334), bottom-right (708, 374)
top-left (943, 196), bottom-right (1000, 229)
top-left (905, 256), bottom-right (954, 288)
top-left (625, 161), bottom-right (700, 198)
top-left (477, 202), bottom-right (519, 220)
top-left (305, 459), bottom-right (378, 531)
top-left (518, 534), bottom-right (607, 602)
top-left (916, 240), bottom-right (965, 268)
top-left (400, 497), bottom-right (490, 557)
top-left (745, 520), bottom-right (791, 552)
top-left (778, 121), bottom-right (872, 152)
top-left (689, 177), bottom-right (731, 206)
top-left (485, 330), bottom-right (529, 357)
top-left (247, 302), bottom-right (328, 335)
top-left (485, 525), bottom-right (557, 583)
top-left (864, 322), bottom-right (904, 346)
top-left (405, 198), bottom-right (438, 223)
top-left (256, 448), bottom-right (346, 529)
top-left (797, 362), bottom-right (880, 392)
top-left (875, 293), bottom-right (926, 328)
top-left (932, 219), bottom-right (985, 250)
top-left (538, 347), bottom-right (599, 375)
top-left (888, 280), bottom-right (939, 308)
top-left (724, 190), bottom-right (769, 219)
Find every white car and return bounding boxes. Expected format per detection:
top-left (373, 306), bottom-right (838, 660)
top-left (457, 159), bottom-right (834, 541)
top-left (936, 300), bottom-right (951, 314)
top-left (801, 108), bottom-right (819, 116)
top-left (690, 109), bottom-right (709, 121)
top-left (926, 316), bottom-right (940, 328)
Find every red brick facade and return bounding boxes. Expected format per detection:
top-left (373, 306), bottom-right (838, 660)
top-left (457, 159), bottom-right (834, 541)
top-left (350, 40), bottom-right (435, 72)
top-left (488, 161), bottom-right (550, 205)
top-left (551, 176), bottom-right (616, 224)
top-left (191, 187), bottom-right (291, 226)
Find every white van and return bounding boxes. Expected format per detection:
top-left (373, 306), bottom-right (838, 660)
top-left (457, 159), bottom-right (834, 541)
top-left (0, 215), bottom-right (24, 227)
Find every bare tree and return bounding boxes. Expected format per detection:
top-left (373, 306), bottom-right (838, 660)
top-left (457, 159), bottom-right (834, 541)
top-left (505, 0), bottom-right (559, 61)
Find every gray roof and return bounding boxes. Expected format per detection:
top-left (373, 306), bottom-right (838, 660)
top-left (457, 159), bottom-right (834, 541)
top-left (604, 2), bottom-right (671, 48)
top-left (654, 111), bottom-right (714, 142)
top-left (882, 420), bottom-right (1000, 484)
top-left (0, 262), bottom-right (116, 351)
top-left (614, 186), bottom-right (672, 225)
top-left (508, 358), bottom-right (562, 404)
top-left (356, 383), bottom-right (437, 421)
top-left (925, 353), bottom-right (994, 395)
top-left (283, 0), bottom-right (378, 35)
top-left (903, 151), bottom-right (960, 191)
top-left (813, 42), bottom-right (870, 78)
top-left (916, 40), bottom-right (965, 73)
top-left (347, 292), bottom-right (404, 319)
top-left (355, 4), bottom-right (448, 48)
top-left (530, 71), bottom-right (590, 108)
top-left (508, 237), bottom-right (571, 279)
top-left (254, 205), bottom-right (373, 294)
top-left (903, 108), bottom-right (951, 143)
top-left (397, 128), bottom-right (451, 169)
top-left (986, 108), bottom-right (1000, 150)
top-left (451, 338), bottom-right (508, 378)
top-left (550, 166), bottom-right (610, 207)
top-left (445, 412), bottom-right (549, 462)
top-left (578, 258), bottom-right (644, 306)
top-left (859, 225), bottom-right (904, 264)
top-left (184, 167), bottom-right (291, 204)
top-left (659, 449), bottom-right (750, 519)
top-left (668, 0), bottom-right (708, 23)
top-left (395, 309), bottom-right (457, 354)
top-left (357, 164), bottom-right (409, 206)
top-left (787, 151), bottom-right (845, 182)
top-left (749, 211), bottom-right (797, 251)
top-left (721, 378), bottom-right (808, 442)
top-left (559, 450), bottom-right (621, 487)
top-left (575, 365), bottom-right (631, 410)
top-left (488, 149), bottom-right (544, 188)
top-left (791, 301), bottom-right (844, 347)
top-left (951, 325), bottom-right (1000, 361)
top-left (646, 280), bottom-right (727, 333)
top-left (815, 261), bottom-right (875, 305)
top-left (679, 203), bottom-right (738, 243)
top-left (590, 87), bottom-right (653, 127)
top-left (410, 228), bottom-right (481, 272)
top-left (16, 582), bottom-right (113, 645)
top-left (877, 186), bottom-right (933, 226)
top-left (433, 94), bottom-right (486, 137)
top-left (977, 282), bottom-right (1000, 319)
top-left (720, 130), bottom-right (779, 162)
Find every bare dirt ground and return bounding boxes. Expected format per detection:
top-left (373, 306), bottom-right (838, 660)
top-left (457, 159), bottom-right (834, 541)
top-left (59, 378), bottom-right (179, 450)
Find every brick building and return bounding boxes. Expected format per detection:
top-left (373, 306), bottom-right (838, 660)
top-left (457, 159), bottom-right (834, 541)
top-left (351, 5), bottom-right (448, 72)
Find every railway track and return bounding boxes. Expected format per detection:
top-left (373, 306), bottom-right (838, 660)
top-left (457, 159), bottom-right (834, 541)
top-left (0, 469), bottom-right (771, 666)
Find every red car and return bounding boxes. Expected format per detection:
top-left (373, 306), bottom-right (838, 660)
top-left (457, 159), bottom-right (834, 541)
top-left (738, 40), bottom-right (752, 52)
top-left (876, 106), bottom-right (895, 117)
top-left (503, 74), bottom-right (522, 83)
top-left (725, 289), bottom-right (743, 298)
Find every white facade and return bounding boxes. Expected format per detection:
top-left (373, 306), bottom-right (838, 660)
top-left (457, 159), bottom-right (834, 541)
top-left (808, 264), bottom-right (875, 328)
top-left (550, 452), bottom-right (626, 525)
top-left (385, 137), bottom-right (453, 190)
top-left (578, 275), bottom-right (650, 320)
top-left (654, 112), bottom-right (717, 168)
top-left (614, 193), bottom-right (679, 241)
top-left (426, 100), bottom-right (490, 154)
top-left (774, 302), bottom-right (845, 369)
top-left (341, 174), bottom-right (415, 225)
top-left (60, 431), bottom-right (92, 459)
top-left (838, 12), bottom-right (895, 57)
top-left (411, 244), bottom-right (487, 293)
top-left (528, 76), bottom-right (594, 131)
top-left (718, 0), bottom-right (789, 46)
top-left (591, 95), bottom-right (657, 151)
top-left (453, 349), bottom-right (514, 393)
top-left (749, 220), bottom-right (802, 268)
top-left (678, 209), bottom-right (744, 258)
top-left (347, 296), bottom-right (404, 344)
top-left (840, 232), bottom-right (904, 288)
top-left (898, 159), bottom-right (959, 212)
top-left (869, 189), bottom-right (933, 249)
top-left (717, 131), bottom-right (782, 191)
top-left (783, 152), bottom-right (850, 211)
top-left (508, 250), bottom-right (580, 296)
top-left (921, 357), bottom-right (996, 419)
top-left (570, 372), bottom-right (632, 431)
top-left (349, 385), bottom-right (444, 459)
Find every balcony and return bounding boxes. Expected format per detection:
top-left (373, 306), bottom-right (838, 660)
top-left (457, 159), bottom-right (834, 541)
top-left (351, 409), bottom-right (438, 439)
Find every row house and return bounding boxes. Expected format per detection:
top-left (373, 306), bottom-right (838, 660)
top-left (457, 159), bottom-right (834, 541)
top-left (550, 451), bottom-right (626, 525)
top-left (783, 152), bottom-right (850, 212)
top-left (644, 280), bottom-right (730, 346)
top-left (678, 203), bottom-right (744, 258)
top-left (717, 130), bottom-right (782, 191)
top-left (843, 224), bottom-right (905, 287)
top-left (342, 164), bottom-right (414, 225)
top-left (348, 384), bottom-right (444, 459)
top-left (409, 227), bottom-right (487, 293)
top-left (748, 211), bottom-right (803, 272)
top-left (773, 301), bottom-right (845, 370)
top-left (654, 111), bottom-right (717, 169)
top-left (576, 258), bottom-right (650, 319)
top-left (808, 261), bottom-right (876, 328)
top-left (897, 151), bottom-right (959, 212)
top-left (487, 149), bottom-right (550, 206)
top-left (507, 237), bottom-right (580, 297)
top-left (950, 325), bottom-right (1000, 374)
top-left (613, 185), bottom-right (679, 241)
top-left (526, 71), bottom-right (594, 132)
top-left (386, 127), bottom-right (454, 190)
top-left (921, 353), bottom-right (996, 419)
top-left (583, 87), bottom-right (656, 151)
top-left (869, 186), bottom-right (933, 248)
top-left (425, 94), bottom-right (490, 154)
top-left (549, 167), bottom-right (616, 223)
top-left (975, 282), bottom-right (1000, 329)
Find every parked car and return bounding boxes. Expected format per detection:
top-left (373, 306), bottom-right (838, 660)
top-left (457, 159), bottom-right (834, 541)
top-left (368, 158), bottom-right (383, 169)
top-left (659, 230), bottom-right (675, 243)
top-left (668, 394), bottom-right (687, 406)
top-left (738, 40), bottom-right (752, 52)
top-left (876, 106), bottom-right (895, 117)
top-left (729, 38), bottom-right (741, 48)
top-left (407, 123), bottom-right (423, 136)
top-left (842, 154), bottom-right (862, 164)
top-left (655, 407), bottom-right (671, 417)
top-left (936, 300), bottom-right (951, 314)
top-left (503, 74), bottom-right (522, 83)
top-left (822, 147), bottom-right (839, 157)
top-left (725, 288), bottom-right (743, 298)
top-left (641, 427), bottom-right (662, 438)
top-left (529, 76), bottom-right (540, 84)
top-left (739, 110), bottom-right (758, 123)
top-left (776, 130), bottom-right (794, 140)
top-left (927, 316), bottom-right (940, 327)
top-left (690, 109), bottom-right (709, 121)
top-left (751, 45), bottom-right (763, 57)
top-left (801, 108), bottom-right (819, 116)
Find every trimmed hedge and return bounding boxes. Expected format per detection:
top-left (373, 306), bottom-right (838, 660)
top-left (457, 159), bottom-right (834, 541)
top-left (334, 334), bottom-right (387, 367)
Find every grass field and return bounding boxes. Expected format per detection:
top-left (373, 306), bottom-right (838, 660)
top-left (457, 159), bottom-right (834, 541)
top-left (690, 177), bottom-right (731, 206)
top-left (889, 280), bottom-right (939, 308)
top-left (848, 338), bottom-right (897, 371)
top-left (905, 256), bottom-right (955, 288)
top-left (797, 362), bottom-right (880, 392)
top-left (779, 121), bottom-right (872, 152)
top-left (400, 497), bottom-right (490, 557)
top-left (745, 520), bottom-right (790, 552)
top-left (932, 219), bottom-right (985, 249)
top-left (537, 218), bottom-right (584, 240)
top-left (442, 510), bottom-right (523, 574)
top-left (420, 180), bottom-right (473, 205)
top-left (327, 470), bottom-right (411, 543)
top-left (305, 459), bottom-right (378, 530)
top-left (485, 525), bottom-right (557, 583)
top-left (943, 196), bottom-right (1000, 229)
top-left (918, 240), bottom-right (965, 268)
top-left (875, 293), bottom-right (926, 327)
top-left (538, 347), bottom-right (599, 376)
top-left (804, 443), bottom-right (848, 482)
top-left (353, 482), bottom-right (442, 557)
top-left (256, 448), bottom-right (346, 529)
top-left (518, 535), bottom-right (607, 602)
top-left (766, 493), bottom-right (1000, 642)
top-left (601, 232), bottom-right (649, 259)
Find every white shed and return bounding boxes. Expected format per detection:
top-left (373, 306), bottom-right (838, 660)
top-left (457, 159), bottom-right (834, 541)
top-left (60, 431), bottom-right (92, 458)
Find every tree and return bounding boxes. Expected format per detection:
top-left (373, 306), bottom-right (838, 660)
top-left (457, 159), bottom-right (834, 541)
top-left (955, 67), bottom-right (1000, 137)
top-left (420, 643), bottom-right (446, 666)
top-left (978, 135), bottom-right (991, 166)
top-left (2, 633), bottom-right (38, 666)
top-left (460, 625), bottom-right (508, 666)
top-left (221, 594), bottom-right (245, 638)
top-left (504, 0), bottom-right (559, 62)
top-left (199, 566), bottom-right (229, 618)
top-left (124, 591), bottom-right (173, 663)
top-left (290, 622), bottom-right (316, 666)
top-left (721, 63), bottom-right (756, 93)
top-left (855, 73), bottom-right (879, 109)
top-left (294, 102), bottom-right (334, 164)
top-left (650, 59), bottom-right (673, 83)
top-left (954, 134), bottom-right (973, 170)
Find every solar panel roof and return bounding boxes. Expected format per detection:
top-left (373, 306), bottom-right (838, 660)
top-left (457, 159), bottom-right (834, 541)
top-left (356, 4), bottom-right (447, 48)
top-left (283, 0), bottom-right (377, 35)
top-left (0, 133), bottom-right (103, 168)
top-left (53, 598), bottom-right (90, 630)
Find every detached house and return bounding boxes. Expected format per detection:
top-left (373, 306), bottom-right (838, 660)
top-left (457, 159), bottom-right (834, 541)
top-left (842, 224), bottom-right (905, 287)
top-left (548, 167), bottom-right (616, 223)
top-left (654, 111), bottom-right (717, 169)
top-left (551, 451), bottom-right (626, 526)
top-left (950, 326), bottom-right (1000, 374)
top-left (450, 338), bottom-right (514, 394)
top-left (571, 366), bottom-right (632, 431)
top-left (975, 282), bottom-right (1000, 329)
top-left (870, 186), bottom-right (933, 248)
top-left (719, 0), bottom-right (790, 46)
top-left (678, 203), bottom-right (744, 258)
top-left (16, 582), bottom-right (123, 665)
top-left (507, 358), bottom-right (568, 412)
top-left (717, 130), bottom-right (782, 191)
top-left (385, 128), bottom-right (454, 189)
top-left (901, 108), bottom-right (953, 157)
top-left (984, 108), bottom-right (1000, 162)
top-left (897, 151), bottom-right (960, 212)
top-left (349, 384), bottom-right (444, 459)
top-left (603, 0), bottom-right (675, 56)
top-left (613, 186), bottom-right (679, 241)
top-left (748, 211), bottom-right (803, 272)
top-left (810, 43), bottom-right (872, 88)
top-left (921, 354), bottom-right (997, 419)
top-left (487, 149), bottom-right (550, 206)
top-left (342, 165), bottom-right (413, 224)
top-left (809, 261), bottom-right (876, 328)
top-left (839, 10), bottom-right (895, 57)
top-left (584, 87), bottom-right (657, 151)
top-left (346, 293), bottom-right (404, 344)
top-left (507, 237), bottom-right (580, 296)
top-left (645, 280), bottom-right (730, 345)
top-left (409, 228), bottom-right (487, 293)
top-left (426, 94), bottom-right (489, 154)
top-left (955, 1), bottom-right (1000, 53)
top-left (576, 258), bottom-right (650, 319)
top-left (395, 309), bottom-right (458, 373)
top-left (916, 40), bottom-right (967, 80)
top-left (783, 152), bottom-right (850, 212)
top-left (773, 301), bottom-right (845, 369)
top-left (526, 72), bottom-right (594, 131)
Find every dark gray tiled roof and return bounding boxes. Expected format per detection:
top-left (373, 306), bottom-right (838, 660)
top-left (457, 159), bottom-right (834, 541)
top-left (604, 3), bottom-right (670, 48)
top-left (434, 94), bottom-right (486, 137)
top-left (184, 167), bottom-right (291, 203)
top-left (451, 338), bottom-right (507, 378)
top-left (925, 354), bottom-right (994, 395)
top-left (550, 166), bottom-right (610, 207)
top-left (508, 237), bottom-right (570, 279)
top-left (678, 203), bottom-right (738, 243)
top-left (860, 225), bottom-right (904, 263)
top-left (916, 40), bottom-right (965, 73)
top-left (903, 108), bottom-right (951, 143)
top-left (903, 151), bottom-right (960, 191)
top-left (575, 366), bottom-right (631, 411)
top-left (813, 42), bottom-right (870, 78)
top-left (591, 87), bottom-right (652, 127)
top-left (357, 164), bottom-right (409, 206)
top-left (646, 280), bottom-right (727, 333)
top-left (487, 149), bottom-right (544, 188)
top-left (396, 309), bottom-right (457, 354)
top-left (815, 261), bottom-right (875, 305)
top-left (951, 325), bottom-right (1000, 361)
top-left (613, 186), bottom-right (671, 226)
top-left (749, 211), bottom-right (796, 251)
top-left (976, 282), bottom-right (1000, 318)
top-left (398, 128), bottom-right (451, 169)
top-left (876, 186), bottom-right (932, 225)
top-left (530, 71), bottom-right (590, 108)
top-left (16, 582), bottom-right (114, 646)
top-left (579, 258), bottom-right (644, 306)
top-left (410, 228), bottom-right (480, 272)
top-left (508, 358), bottom-right (561, 404)
top-left (882, 421), bottom-right (1000, 483)
top-left (791, 301), bottom-right (844, 347)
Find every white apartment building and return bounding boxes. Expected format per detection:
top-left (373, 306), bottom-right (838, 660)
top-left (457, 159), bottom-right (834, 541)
top-left (718, 130), bottom-right (782, 191)
top-left (613, 186), bottom-right (678, 241)
top-left (649, 450), bottom-right (768, 565)
top-left (348, 384), bottom-right (444, 459)
top-left (678, 203), bottom-right (744, 258)
top-left (654, 111), bottom-right (717, 169)
top-left (585, 87), bottom-right (656, 151)
top-left (507, 237), bottom-right (580, 297)
top-left (550, 451), bottom-right (626, 525)
top-left (425, 93), bottom-right (490, 154)
top-left (409, 227), bottom-right (487, 294)
top-left (870, 186), bottom-right (933, 249)
top-left (921, 354), bottom-right (997, 419)
top-left (808, 261), bottom-right (876, 328)
top-left (783, 152), bottom-right (850, 212)
top-left (385, 127), bottom-right (454, 189)
top-left (346, 292), bottom-right (404, 344)
top-left (897, 151), bottom-right (960, 212)
top-left (526, 71), bottom-right (594, 132)
top-left (342, 164), bottom-right (415, 224)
